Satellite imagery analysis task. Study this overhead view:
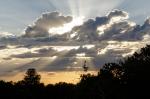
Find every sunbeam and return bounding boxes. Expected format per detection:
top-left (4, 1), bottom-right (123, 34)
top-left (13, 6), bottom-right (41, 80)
top-left (47, 0), bottom-right (71, 14)
top-left (66, 0), bottom-right (125, 18)
top-left (47, 0), bottom-right (124, 19)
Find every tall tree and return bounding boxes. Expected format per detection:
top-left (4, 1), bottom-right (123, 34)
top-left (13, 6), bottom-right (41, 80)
top-left (23, 68), bottom-right (41, 85)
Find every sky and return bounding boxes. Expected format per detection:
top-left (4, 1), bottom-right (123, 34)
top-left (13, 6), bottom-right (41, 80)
top-left (0, 0), bottom-right (150, 84)
top-left (1, 0), bottom-right (150, 35)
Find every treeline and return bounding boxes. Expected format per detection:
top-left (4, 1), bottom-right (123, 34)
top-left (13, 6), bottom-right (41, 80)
top-left (0, 45), bottom-right (150, 99)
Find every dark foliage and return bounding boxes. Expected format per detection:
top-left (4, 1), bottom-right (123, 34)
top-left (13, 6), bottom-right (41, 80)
top-left (0, 45), bottom-right (150, 99)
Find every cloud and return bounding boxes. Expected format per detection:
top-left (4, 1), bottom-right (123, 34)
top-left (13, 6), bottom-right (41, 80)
top-left (0, 45), bottom-right (7, 50)
top-left (68, 10), bottom-right (132, 42)
top-left (1, 10), bottom-right (150, 77)
top-left (20, 10), bottom-right (147, 42)
top-left (0, 32), bottom-right (16, 38)
top-left (10, 47), bottom-right (57, 58)
top-left (22, 10), bottom-right (131, 42)
top-left (69, 17), bottom-right (108, 41)
top-left (107, 9), bottom-right (128, 20)
top-left (67, 9), bottom-right (150, 42)
top-left (5, 40), bottom-right (141, 72)
top-left (23, 12), bottom-right (72, 37)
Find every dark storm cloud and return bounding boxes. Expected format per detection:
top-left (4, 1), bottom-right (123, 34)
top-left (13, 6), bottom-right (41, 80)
top-left (23, 12), bottom-right (72, 37)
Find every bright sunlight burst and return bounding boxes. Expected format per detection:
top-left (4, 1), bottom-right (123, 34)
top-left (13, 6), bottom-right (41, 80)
top-left (48, 16), bottom-right (84, 35)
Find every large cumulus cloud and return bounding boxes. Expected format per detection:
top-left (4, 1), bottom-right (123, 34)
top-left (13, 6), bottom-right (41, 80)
top-left (68, 9), bottom-right (133, 42)
top-left (21, 10), bottom-right (150, 42)
top-left (23, 12), bottom-right (72, 37)
top-left (67, 9), bottom-right (150, 42)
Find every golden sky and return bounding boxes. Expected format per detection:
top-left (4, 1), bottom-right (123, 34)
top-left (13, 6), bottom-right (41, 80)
top-left (0, 70), bottom-right (98, 85)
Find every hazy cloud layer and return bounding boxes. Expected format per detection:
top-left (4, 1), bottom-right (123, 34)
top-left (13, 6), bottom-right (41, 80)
top-left (0, 32), bottom-right (16, 38)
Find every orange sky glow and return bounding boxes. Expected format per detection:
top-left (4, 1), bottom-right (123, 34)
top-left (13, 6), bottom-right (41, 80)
top-left (0, 71), bottom-right (98, 85)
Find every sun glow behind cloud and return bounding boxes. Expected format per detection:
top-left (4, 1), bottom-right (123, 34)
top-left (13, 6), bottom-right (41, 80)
top-left (49, 16), bottom-right (84, 35)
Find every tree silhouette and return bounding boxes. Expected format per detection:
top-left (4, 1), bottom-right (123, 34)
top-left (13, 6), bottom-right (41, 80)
top-left (23, 68), bottom-right (41, 85)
